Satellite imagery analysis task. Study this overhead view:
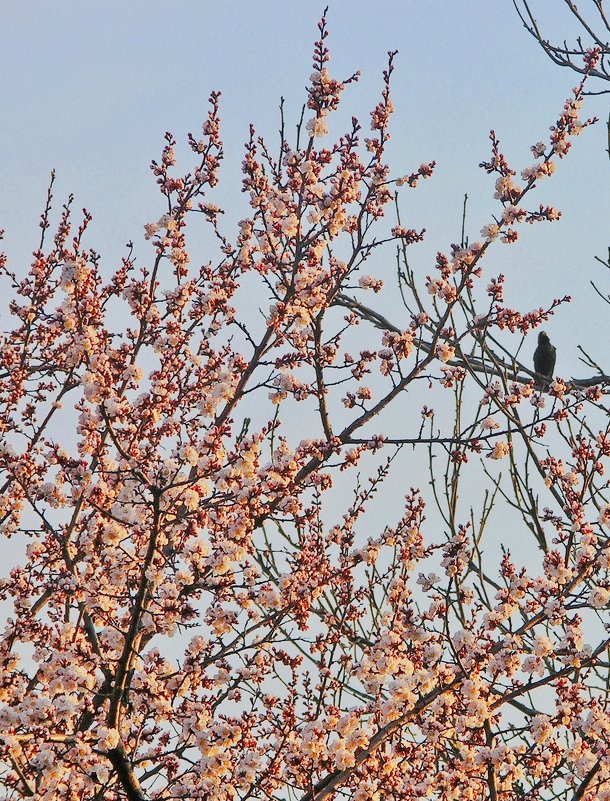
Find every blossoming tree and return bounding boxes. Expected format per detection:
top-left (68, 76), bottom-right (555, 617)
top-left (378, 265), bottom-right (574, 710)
top-left (1, 11), bottom-right (609, 801)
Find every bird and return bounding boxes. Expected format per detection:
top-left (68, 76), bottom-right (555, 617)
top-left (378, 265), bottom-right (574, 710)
top-left (533, 331), bottom-right (556, 391)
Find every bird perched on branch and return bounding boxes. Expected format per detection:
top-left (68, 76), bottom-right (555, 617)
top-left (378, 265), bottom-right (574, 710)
top-left (533, 331), bottom-right (556, 391)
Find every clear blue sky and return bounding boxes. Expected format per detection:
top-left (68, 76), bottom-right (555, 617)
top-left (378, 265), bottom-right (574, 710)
top-left (0, 1), bottom-right (607, 374)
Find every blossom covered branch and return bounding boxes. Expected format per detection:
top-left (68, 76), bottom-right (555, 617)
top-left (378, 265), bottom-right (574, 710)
top-left (0, 11), bottom-right (609, 801)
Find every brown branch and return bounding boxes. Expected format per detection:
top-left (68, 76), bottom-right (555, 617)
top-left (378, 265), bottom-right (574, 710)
top-left (335, 292), bottom-right (610, 388)
top-left (300, 571), bottom-right (610, 801)
top-left (571, 759), bottom-right (601, 800)
top-left (299, 678), bottom-right (461, 801)
top-left (106, 741), bottom-right (146, 801)
top-left (513, 0), bottom-right (610, 92)
top-left (313, 316), bottom-right (333, 440)
top-left (108, 487), bottom-right (162, 730)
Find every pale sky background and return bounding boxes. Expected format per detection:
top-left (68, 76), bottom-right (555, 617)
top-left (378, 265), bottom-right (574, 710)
top-left (0, 2), bottom-right (609, 577)
top-left (0, 1), bottom-right (608, 378)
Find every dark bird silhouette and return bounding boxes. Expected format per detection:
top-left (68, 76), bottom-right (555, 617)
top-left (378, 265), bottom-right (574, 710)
top-left (533, 331), bottom-right (556, 391)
